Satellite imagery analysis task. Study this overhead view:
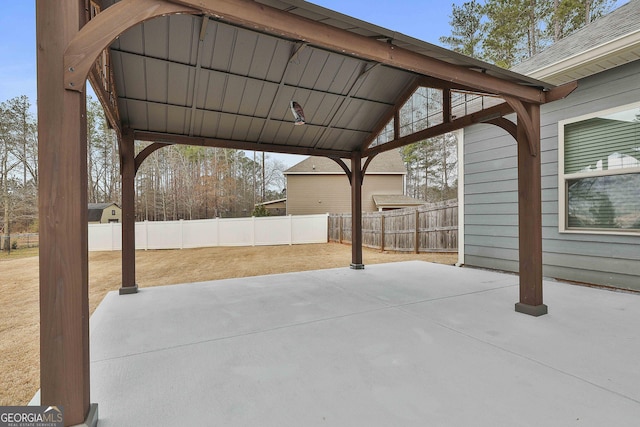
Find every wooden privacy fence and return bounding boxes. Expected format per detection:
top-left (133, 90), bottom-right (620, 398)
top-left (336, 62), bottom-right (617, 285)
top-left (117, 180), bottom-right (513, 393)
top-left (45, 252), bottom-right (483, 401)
top-left (329, 199), bottom-right (458, 253)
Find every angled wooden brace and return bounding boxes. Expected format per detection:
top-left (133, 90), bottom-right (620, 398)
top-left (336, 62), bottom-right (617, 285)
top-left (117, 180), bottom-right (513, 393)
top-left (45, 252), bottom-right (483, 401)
top-left (64, 0), bottom-right (197, 91)
top-left (504, 96), bottom-right (540, 157)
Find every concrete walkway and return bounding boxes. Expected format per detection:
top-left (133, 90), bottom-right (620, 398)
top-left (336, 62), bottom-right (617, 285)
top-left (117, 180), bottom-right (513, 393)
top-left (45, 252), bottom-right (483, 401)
top-left (89, 261), bottom-right (640, 426)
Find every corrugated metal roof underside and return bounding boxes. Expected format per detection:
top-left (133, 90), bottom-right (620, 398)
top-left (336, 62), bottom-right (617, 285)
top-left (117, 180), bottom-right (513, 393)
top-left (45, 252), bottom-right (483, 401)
top-left (111, 14), bottom-right (417, 152)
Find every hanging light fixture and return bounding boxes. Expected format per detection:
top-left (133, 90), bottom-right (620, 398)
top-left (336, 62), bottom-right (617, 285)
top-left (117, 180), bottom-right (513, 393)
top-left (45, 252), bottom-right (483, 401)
top-left (290, 101), bottom-right (306, 125)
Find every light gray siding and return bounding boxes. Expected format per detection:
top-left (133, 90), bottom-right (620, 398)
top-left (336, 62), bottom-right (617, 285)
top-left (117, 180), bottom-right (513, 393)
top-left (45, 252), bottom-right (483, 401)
top-left (463, 60), bottom-right (640, 291)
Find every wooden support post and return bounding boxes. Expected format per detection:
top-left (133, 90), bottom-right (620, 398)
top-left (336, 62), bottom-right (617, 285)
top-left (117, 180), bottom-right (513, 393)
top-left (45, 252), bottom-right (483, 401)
top-left (350, 152), bottom-right (364, 269)
top-left (37, 0), bottom-right (97, 425)
top-left (120, 129), bottom-right (138, 294)
top-left (515, 102), bottom-right (547, 316)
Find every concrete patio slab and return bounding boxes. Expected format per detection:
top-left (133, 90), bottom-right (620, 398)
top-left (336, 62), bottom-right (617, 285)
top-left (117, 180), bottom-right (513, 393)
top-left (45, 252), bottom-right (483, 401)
top-left (89, 261), bottom-right (640, 426)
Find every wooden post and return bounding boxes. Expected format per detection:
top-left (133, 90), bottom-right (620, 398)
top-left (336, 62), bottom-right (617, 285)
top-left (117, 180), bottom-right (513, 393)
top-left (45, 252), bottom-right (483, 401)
top-left (515, 102), bottom-right (547, 316)
top-left (350, 152), bottom-right (364, 269)
top-left (414, 209), bottom-right (420, 254)
top-left (37, 0), bottom-right (97, 424)
top-left (120, 129), bottom-right (138, 294)
top-left (380, 214), bottom-right (385, 252)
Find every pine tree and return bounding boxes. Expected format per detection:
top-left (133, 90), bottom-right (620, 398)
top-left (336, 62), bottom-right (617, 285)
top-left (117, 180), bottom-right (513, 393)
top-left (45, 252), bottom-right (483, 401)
top-left (439, 0), bottom-right (484, 58)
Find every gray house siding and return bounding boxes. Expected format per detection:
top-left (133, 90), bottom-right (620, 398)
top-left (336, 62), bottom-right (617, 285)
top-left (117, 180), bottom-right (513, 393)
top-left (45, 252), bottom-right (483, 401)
top-left (463, 60), bottom-right (640, 291)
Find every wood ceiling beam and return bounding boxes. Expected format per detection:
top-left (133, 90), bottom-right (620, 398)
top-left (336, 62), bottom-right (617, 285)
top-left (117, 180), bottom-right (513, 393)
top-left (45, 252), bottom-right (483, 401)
top-left (133, 131), bottom-right (352, 158)
top-left (172, 0), bottom-right (548, 104)
top-left (64, 0), bottom-right (198, 91)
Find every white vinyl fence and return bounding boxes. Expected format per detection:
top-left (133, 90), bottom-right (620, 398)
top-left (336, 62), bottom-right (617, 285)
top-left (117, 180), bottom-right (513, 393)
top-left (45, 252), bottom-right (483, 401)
top-left (88, 214), bottom-right (329, 252)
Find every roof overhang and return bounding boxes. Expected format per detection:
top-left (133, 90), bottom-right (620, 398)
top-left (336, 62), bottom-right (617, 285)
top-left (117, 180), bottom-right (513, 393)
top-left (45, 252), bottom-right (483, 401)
top-left (523, 29), bottom-right (640, 85)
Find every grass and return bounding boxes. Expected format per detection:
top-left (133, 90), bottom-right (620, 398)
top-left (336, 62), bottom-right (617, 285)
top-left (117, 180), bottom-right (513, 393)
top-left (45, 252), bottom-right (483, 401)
top-left (0, 243), bottom-right (457, 405)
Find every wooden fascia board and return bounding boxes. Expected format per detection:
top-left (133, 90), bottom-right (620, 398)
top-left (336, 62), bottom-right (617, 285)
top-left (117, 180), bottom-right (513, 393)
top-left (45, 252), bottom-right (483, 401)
top-left (64, 0), bottom-right (197, 91)
top-left (364, 102), bottom-right (515, 157)
top-left (172, 0), bottom-right (547, 104)
top-left (133, 131), bottom-right (352, 158)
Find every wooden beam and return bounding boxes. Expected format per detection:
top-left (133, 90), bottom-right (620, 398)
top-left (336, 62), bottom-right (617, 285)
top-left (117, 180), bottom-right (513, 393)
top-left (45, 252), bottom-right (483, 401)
top-left (545, 81), bottom-right (578, 103)
top-left (64, 0), bottom-right (197, 91)
top-left (120, 130), bottom-right (138, 294)
top-left (135, 142), bottom-right (171, 174)
top-left (364, 102), bottom-right (515, 157)
top-left (133, 131), bottom-right (352, 158)
top-left (515, 102), bottom-right (547, 317)
top-left (350, 151), bottom-right (364, 269)
top-left (504, 96), bottom-right (538, 156)
top-left (174, 0), bottom-right (548, 103)
top-left (361, 153), bottom-right (378, 178)
top-left (328, 157), bottom-right (352, 184)
top-left (486, 117), bottom-right (517, 140)
top-left (37, 0), bottom-right (93, 424)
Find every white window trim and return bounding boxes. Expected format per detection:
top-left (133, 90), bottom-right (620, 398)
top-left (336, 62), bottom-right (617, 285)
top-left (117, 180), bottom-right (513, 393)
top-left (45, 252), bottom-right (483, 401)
top-left (558, 101), bottom-right (640, 236)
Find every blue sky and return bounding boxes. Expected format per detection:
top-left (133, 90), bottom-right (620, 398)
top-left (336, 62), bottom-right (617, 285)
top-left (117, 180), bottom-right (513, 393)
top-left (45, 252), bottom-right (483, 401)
top-left (0, 1), bottom-right (459, 106)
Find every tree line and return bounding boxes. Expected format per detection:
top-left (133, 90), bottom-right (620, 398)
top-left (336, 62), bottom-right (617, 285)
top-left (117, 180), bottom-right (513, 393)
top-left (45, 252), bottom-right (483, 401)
top-left (439, 0), bottom-right (614, 68)
top-left (0, 95), bottom-right (288, 250)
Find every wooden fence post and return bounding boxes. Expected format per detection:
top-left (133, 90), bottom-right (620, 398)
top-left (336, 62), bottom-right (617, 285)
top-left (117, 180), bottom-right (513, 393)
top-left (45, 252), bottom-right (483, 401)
top-left (414, 209), bottom-right (420, 254)
top-left (380, 214), bottom-right (385, 252)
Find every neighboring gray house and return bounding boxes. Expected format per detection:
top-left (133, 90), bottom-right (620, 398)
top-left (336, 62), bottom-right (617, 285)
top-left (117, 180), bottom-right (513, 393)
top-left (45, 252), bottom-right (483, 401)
top-left (459, 0), bottom-right (640, 291)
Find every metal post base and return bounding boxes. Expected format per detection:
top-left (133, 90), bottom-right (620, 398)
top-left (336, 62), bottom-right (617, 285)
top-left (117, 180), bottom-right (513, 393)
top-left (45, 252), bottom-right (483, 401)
top-left (350, 263), bottom-right (365, 270)
top-left (119, 284), bottom-right (139, 295)
top-left (515, 302), bottom-right (548, 317)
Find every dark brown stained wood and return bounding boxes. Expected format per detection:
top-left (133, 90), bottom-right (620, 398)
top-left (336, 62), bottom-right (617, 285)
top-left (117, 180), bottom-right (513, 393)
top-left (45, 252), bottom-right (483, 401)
top-left (175, 0), bottom-right (547, 103)
top-left (64, 0), bottom-right (197, 90)
top-left (37, 0), bottom-right (91, 424)
top-left (516, 103), bottom-right (546, 314)
top-left (487, 117), bottom-right (517, 140)
top-left (442, 88), bottom-right (452, 123)
top-left (505, 97), bottom-right (539, 156)
top-left (545, 81), bottom-right (578, 102)
top-left (135, 142), bottom-right (170, 174)
top-left (120, 130), bottom-right (138, 294)
top-left (364, 102), bottom-right (515, 157)
top-left (133, 131), bottom-right (352, 159)
top-left (350, 152), bottom-right (364, 268)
